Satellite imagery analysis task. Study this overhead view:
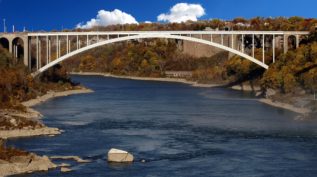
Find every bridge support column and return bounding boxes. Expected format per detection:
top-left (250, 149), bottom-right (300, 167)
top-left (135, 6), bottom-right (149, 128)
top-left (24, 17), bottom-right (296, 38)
top-left (39, 40), bottom-right (41, 69)
top-left (46, 36), bottom-right (48, 65)
top-left (58, 39), bottom-right (61, 58)
top-left (241, 34), bottom-right (244, 53)
top-left (252, 34), bottom-right (255, 58)
top-left (36, 36), bottom-right (39, 70)
top-left (231, 34), bottom-right (233, 48)
top-left (283, 34), bottom-right (289, 54)
top-left (23, 38), bottom-right (29, 67)
top-left (87, 35), bottom-right (89, 46)
top-left (77, 35), bottom-right (79, 50)
top-left (9, 39), bottom-right (12, 54)
top-left (263, 34), bottom-right (265, 64)
top-left (49, 39), bottom-right (51, 63)
top-left (273, 34), bottom-right (275, 63)
top-left (28, 38), bottom-right (31, 70)
top-left (66, 35), bottom-right (69, 53)
top-left (55, 36), bottom-right (58, 59)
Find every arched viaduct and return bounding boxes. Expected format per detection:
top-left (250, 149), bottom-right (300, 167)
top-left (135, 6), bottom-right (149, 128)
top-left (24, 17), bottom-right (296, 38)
top-left (0, 31), bottom-right (310, 76)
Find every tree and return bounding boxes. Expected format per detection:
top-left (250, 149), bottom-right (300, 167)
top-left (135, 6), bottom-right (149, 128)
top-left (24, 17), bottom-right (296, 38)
top-left (0, 47), bottom-right (13, 68)
top-left (79, 55), bottom-right (96, 71)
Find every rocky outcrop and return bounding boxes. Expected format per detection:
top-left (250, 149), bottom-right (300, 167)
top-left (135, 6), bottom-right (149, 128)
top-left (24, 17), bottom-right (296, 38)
top-left (107, 148), bottom-right (134, 163)
top-left (60, 167), bottom-right (72, 173)
top-left (0, 153), bottom-right (56, 177)
top-left (0, 127), bottom-right (62, 139)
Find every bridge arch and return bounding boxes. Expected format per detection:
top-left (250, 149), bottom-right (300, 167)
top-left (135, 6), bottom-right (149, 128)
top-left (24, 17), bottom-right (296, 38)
top-left (0, 37), bottom-right (9, 50)
top-left (288, 35), bottom-right (297, 50)
top-left (12, 37), bottom-right (25, 63)
top-left (33, 34), bottom-right (269, 76)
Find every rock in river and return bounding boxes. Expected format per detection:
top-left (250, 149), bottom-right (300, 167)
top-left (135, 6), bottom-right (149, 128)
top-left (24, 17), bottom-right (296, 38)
top-left (107, 148), bottom-right (134, 163)
top-left (61, 167), bottom-right (72, 173)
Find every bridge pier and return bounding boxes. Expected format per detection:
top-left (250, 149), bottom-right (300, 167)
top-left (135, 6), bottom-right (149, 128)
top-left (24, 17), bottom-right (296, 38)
top-left (23, 39), bottom-right (29, 67)
top-left (284, 35), bottom-right (289, 54)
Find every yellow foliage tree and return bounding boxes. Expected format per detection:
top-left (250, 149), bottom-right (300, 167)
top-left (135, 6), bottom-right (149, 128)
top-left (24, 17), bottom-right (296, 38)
top-left (79, 55), bottom-right (96, 71)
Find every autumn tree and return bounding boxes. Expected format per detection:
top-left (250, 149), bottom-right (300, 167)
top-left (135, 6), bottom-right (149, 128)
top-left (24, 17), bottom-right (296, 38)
top-left (79, 55), bottom-right (96, 71)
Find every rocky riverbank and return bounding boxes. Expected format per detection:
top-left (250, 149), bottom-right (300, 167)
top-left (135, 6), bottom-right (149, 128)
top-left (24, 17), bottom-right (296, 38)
top-left (0, 87), bottom-right (93, 176)
top-left (0, 152), bottom-right (57, 177)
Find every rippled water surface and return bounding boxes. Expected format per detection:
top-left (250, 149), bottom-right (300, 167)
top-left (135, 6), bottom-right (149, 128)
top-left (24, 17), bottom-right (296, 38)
top-left (9, 75), bottom-right (317, 177)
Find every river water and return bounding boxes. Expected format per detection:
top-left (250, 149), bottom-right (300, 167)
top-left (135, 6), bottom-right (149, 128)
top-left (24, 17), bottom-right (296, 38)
top-left (9, 75), bottom-right (317, 177)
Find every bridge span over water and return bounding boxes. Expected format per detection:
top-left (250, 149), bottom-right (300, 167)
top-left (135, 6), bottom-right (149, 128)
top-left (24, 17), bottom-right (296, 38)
top-left (0, 31), bottom-right (310, 76)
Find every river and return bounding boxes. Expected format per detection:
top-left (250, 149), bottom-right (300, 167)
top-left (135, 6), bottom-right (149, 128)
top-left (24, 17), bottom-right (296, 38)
top-left (9, 75), bottom-right (317, 177)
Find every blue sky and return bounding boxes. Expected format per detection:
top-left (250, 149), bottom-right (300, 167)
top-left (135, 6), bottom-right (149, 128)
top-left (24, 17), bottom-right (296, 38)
top-left (0, 0), bottom-right (316, 32)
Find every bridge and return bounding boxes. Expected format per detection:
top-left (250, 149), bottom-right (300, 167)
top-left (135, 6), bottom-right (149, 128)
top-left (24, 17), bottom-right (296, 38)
top-left (0, 31), bottom-right (310, 76)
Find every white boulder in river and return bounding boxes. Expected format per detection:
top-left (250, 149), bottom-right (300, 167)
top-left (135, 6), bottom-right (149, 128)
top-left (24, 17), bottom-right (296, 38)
top-left (107, 148), bottom-right (134, 163)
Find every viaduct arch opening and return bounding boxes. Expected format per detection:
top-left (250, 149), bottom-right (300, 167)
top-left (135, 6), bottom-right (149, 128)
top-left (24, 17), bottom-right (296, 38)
top-left (12, 37), bottom-right (25, 63)
top-left (288, 35), bottom-right (297, 50)
top-left (0, 38), bottom-right (9, 50)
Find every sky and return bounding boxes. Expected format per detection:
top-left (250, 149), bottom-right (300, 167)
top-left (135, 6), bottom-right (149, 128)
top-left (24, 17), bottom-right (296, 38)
top-left (0, 0), bottom-right (316, 32)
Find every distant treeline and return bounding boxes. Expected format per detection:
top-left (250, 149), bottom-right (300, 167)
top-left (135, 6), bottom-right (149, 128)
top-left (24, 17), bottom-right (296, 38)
top-left (54, 16), bottom-right (317, 32)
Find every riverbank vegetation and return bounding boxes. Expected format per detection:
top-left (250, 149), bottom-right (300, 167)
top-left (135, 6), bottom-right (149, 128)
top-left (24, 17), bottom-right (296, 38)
top-left (0, 47), bottom-right (77, 110)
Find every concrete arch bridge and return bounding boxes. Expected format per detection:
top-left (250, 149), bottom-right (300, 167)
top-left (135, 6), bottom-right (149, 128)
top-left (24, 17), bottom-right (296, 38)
top-left (0, 31), bottom-right (309, 76)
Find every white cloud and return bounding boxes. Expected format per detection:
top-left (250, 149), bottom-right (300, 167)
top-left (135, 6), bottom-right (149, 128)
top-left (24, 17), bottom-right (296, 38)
top-left (77, 9), bottom-right (138, 29)
top-left (144, 21), bottom-right (152, 24)
top-left (157, 3), bottom-right (205, 23)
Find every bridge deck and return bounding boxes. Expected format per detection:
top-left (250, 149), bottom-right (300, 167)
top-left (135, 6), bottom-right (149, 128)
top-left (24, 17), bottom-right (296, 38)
top-left (0, 31), bottom-right (310, 37)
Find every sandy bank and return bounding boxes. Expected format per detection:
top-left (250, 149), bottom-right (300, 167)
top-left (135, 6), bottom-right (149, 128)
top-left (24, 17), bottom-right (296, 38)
top-left (22, 88), bottom-right (94, 107)
top-left (230, 84), bottom-right (261, 92)
top-left (0, 127), bottom-right (62, 139)
top-left (70, 72), bottom-right (222, 88)
top-left (259, 98), bottom-right (311, 114)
